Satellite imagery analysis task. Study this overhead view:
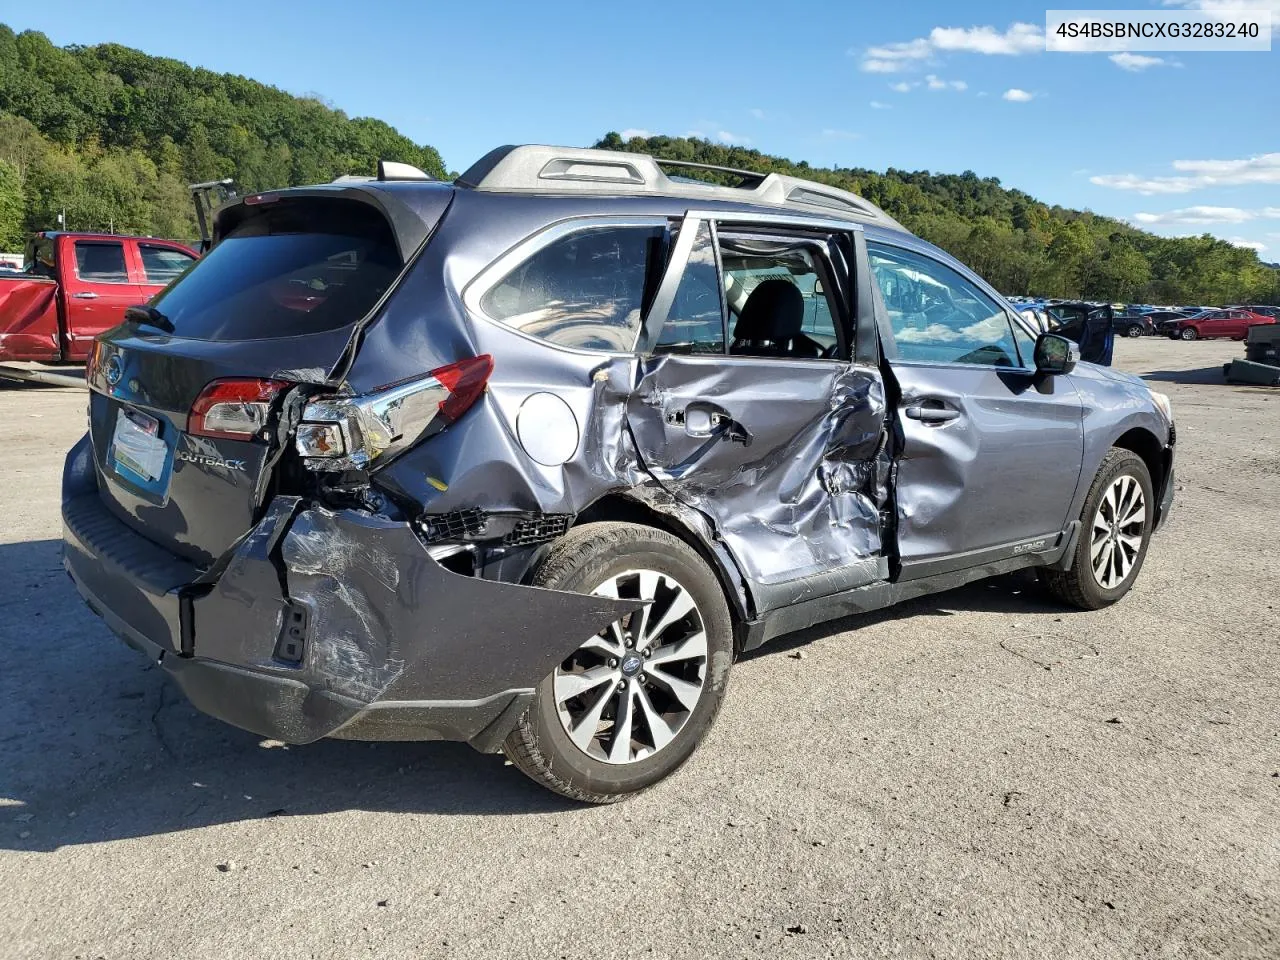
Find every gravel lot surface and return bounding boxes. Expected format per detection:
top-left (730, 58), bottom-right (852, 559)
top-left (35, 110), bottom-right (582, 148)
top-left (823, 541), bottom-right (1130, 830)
top-left (1, 337), bottom-right (1277, 959)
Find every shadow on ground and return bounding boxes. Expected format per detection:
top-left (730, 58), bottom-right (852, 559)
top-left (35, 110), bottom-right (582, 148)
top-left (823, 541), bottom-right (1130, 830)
top-left (0, 536), bottom-right (1066, 850)
top-left (1139, 365), bottom-right (1232, 386)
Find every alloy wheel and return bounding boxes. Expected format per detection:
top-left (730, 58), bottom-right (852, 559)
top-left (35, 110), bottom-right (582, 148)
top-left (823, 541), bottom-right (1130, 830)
top-left (553, 570), bottom-right (707, 765)
top-left (1090, 475), bottom-right (1146, 590)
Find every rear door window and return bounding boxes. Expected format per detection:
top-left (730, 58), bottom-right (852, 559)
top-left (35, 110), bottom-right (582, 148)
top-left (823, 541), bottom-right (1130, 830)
top-left (139, 244), bottom-right (197, 285)
top-left (480, 225), bottom-right (663, 352)
top-left (74, 241), bottom-right (130, 283)
top-left (151, 199), bottom-right (402, 340)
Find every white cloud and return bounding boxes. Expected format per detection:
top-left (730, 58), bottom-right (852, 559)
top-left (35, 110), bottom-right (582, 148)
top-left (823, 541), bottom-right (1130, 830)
top-left (869, 100), bottom-right (891, 110)
top-left (716, 130), bottom-right (749, 145)
top-left (1131, 206), bottom-right (1271, 226)
top-left (1093, 153), bottom-right (1280, 194)
top-left (858, 37), bottom-right (932, 73)
top-left (619, 128), bottom-right (652, 140)
top-left (1227, 237), bottom-right (1268, 252)
top-left (1163, 0), bottom-right (1280, 18)
top-left (1002, 88), bottom-right (1035, 102)
top-left (1109, 53), bottom-right (1169, 71)
top-left (821, 128), bottom-right (861, 141)
top-left (856, 21), bottom-right (1044, 73)
top-left (925, 75), bottom-right (967, 91)
top-left (889, 81), bottom-right (916, 93)
top-left (929, 22), bottom-right (1044, 55)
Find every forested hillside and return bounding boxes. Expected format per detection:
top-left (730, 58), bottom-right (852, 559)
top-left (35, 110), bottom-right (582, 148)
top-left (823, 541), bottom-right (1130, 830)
top-left (0, 24), bottom-right (1271, 305)
top-left (599, 133), bottom-right (1279, 306)
top-left (0, 25), bottom-right (445, 246)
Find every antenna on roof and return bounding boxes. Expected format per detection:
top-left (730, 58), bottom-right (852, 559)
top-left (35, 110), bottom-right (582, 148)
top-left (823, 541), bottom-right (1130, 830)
top-left (377, 160), bottom-right (433, 182)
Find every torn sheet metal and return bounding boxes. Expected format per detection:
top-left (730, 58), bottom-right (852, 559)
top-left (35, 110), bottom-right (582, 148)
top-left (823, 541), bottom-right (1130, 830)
top-left (626, 356), bottom-right (888, 611)
top-left (280, 507), bottom-right (642, 703)
top-left (188, 502), bottom-right (644, 742)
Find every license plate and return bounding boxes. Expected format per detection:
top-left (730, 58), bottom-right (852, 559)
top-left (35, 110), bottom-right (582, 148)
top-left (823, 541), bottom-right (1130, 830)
top-left (111, 408), bottom-right (167, 483)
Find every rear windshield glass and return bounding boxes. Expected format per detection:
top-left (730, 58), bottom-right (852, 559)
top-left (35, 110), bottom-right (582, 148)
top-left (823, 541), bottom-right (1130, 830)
top-left (151, 199), bottom-right (402, 340)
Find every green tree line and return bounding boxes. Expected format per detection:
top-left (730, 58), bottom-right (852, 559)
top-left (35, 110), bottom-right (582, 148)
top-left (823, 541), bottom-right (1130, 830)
top-left (598, 133), bottom-right (1279, 306)
top-left (0, 25), bottom-right (445, 248)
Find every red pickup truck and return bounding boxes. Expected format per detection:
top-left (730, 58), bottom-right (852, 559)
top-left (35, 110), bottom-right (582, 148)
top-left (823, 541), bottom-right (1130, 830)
top-left (0, 232), bottom-right (198, 363)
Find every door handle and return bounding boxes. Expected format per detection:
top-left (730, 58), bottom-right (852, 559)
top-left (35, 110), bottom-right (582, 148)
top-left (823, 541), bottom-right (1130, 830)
top-left (904, 404), bottom-right (960, 424)
top-left (667, 402), bottom-right (752, 444)
top-left (72, 292), bottom-right (99, 300)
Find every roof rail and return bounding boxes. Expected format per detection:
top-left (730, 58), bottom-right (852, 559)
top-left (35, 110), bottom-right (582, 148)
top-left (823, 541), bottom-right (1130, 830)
top-left (653, 158), bottom-right (768, 188)
top-left (454, 145), bottom-right (902, 229)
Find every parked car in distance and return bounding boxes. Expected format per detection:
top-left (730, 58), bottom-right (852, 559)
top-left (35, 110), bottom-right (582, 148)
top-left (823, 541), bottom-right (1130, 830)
top-left (1170, 308), bottom-right (1277, 341)
top-left (1238, 305), bottom-right (1279, 320)
top-left (1148, 310), bottom-right (1194, 335)
top-left (63, 146), bottom-right (1176, 802)
top-left (1110, 312), bottom-right (1155, 338)
top-left (0, 232), bottom-right (198, 363)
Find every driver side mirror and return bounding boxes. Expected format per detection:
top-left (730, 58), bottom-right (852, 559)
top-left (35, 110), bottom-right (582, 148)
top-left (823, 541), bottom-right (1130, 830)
top-left (1034, 333), bottom-right (1079, 376)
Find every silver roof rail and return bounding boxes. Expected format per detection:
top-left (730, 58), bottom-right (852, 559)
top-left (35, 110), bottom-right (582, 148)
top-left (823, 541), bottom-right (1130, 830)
top-left (455, 145), bottom-right (903, 229)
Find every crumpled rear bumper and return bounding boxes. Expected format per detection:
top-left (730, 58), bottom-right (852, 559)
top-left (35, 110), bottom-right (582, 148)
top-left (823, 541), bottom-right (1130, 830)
top-left (62, 441), bottom-right (638, 749)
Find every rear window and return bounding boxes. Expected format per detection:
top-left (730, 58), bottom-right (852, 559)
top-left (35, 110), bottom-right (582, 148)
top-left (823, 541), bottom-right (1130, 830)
top-left (139, 244), bottom-right (197, 284)
top-left (151, 199), bottom-right (402, 340)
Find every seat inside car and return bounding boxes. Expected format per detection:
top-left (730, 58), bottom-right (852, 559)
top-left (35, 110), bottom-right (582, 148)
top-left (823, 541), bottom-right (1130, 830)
top-left (730, 278), bottom-right (821, 358)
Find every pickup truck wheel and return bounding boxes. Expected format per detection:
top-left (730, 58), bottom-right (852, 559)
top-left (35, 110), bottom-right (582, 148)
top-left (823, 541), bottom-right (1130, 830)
top-left (1180, 327), bottom-right (1198, 341)
top-left (503, 522), bottom-right (733, 804)
top-left (1038, 448), bottom-right (1154, 610)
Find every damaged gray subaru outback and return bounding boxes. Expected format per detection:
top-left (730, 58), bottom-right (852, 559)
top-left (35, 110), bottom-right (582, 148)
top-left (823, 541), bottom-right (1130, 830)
top-left (63, 145), bottom-right (1176, 802)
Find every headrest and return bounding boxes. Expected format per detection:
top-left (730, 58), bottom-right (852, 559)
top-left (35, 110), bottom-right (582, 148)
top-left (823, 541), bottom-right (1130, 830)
top-left (733, 278), bottom-right (804, 341)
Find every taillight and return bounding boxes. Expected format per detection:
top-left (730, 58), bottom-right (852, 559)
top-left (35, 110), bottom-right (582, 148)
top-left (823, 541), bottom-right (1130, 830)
top-left (295, 355), bottom-right (492, 470)
top-left (190, 378), bottom-right (290, 441)
top-left (433, 355), bottom-right (495, 423)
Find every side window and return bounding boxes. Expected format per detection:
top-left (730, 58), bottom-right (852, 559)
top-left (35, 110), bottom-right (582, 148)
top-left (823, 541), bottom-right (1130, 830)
top-left (654, 222), bottom-right (725, 355)
top-left (720, 233), bottom-right (841, 359)
top-left (74, 241), bottom-right (130, 283)
top-left (139, 244), bottom-right (197, 284)
top-left (1008, 314), bottom-right (1037, 367)
top-left (480, 225), bottom-right (662, 351)
top-left (867, 242), bottom-right (1021, 367)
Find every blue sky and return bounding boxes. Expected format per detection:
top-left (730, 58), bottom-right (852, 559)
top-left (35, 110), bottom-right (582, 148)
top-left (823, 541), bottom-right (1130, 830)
top-left (2, 0), bottom-right (1277, 255)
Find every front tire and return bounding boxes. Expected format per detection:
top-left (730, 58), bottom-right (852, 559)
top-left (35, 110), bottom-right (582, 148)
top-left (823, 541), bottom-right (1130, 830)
top-left (1180, 327), bottom-right (1198, 341)
top-left (1126, 324), bottom-right (1144, 338)
top-left (503, 522), bottom-right (734, 803)
top-left (1039, 448), bottom-right (1154, 610)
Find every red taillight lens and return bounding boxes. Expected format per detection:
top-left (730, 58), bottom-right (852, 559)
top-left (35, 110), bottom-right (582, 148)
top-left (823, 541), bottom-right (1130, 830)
top-left (432, 354), bottom-right (493, 422)
top-left (190, 378), bottom-right (290, 440)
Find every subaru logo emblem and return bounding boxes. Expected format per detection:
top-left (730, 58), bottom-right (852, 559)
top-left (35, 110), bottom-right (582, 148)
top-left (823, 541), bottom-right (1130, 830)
top-left (104, 355), bottom-right (123, 386)
top-left (620, 654), bottom-right (644, 677)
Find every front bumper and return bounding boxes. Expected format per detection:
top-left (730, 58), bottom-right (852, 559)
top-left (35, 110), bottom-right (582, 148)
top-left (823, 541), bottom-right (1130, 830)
top-left (62, 443), bottom-right (638, 749)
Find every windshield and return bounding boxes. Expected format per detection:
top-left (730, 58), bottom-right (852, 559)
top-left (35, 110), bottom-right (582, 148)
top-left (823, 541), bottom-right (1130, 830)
top-left (151, 199), bottom-right (402, 341)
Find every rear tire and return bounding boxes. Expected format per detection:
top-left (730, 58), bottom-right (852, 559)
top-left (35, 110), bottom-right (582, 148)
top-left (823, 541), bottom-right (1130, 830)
top-left (503, 522), bottom-right (734, 803)
top-left (1126, 324), bottom-right (1144, 338)
top-left (1038, 448), bottom-right (1154, 610)
top-left (1180, 327), bottom-right (1198, 341)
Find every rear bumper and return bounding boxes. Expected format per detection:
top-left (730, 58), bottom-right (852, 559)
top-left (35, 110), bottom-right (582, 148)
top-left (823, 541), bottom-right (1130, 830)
top-left (62, 438), bottom-right (637, 749)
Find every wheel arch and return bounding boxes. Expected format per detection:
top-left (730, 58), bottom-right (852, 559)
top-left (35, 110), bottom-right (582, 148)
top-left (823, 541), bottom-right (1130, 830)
top-left (572, 490), bottom-right (754, 647)
top-left (1112, 427), bottom-right (1167, 495)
